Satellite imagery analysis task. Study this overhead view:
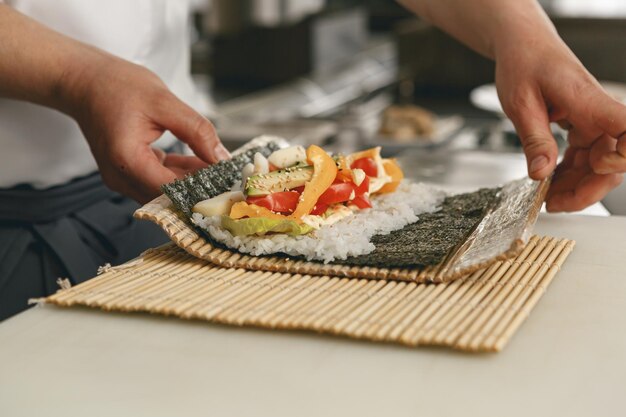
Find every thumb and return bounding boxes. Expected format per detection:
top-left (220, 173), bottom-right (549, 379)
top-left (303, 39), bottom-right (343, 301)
top-left (505, 92), bottom-right (559, 180)
top-left (155, 94), bottom-right (230, 163)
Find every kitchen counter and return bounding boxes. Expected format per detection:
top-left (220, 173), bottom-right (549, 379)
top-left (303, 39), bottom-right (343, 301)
top-left (1, 213), bottom-right (625, 417)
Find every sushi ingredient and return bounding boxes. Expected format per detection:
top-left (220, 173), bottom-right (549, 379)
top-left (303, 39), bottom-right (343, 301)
top-left (301, 205), bottom-right (354, 229)
top-left (317, 182), bottom-right (355, 206)
top-left (222, 216), bottom-right (313, 237)
top-left (267, 146), bottom-right (307, 169)
top-left (350, 195), bottom-right (372, 209)
top-left (379, 159), bottom-right (404, 194)
top-left (241, 163), bottom-right (255, 186)
top-left (351, 168), bottom-right (366, 187)
top-left (346, 147), bottom-right (385, 179)
top-left (253, 152), bottom-right (270, 175)
top-left (350, 157), bottom-right (378, 177)
top-left (229, 201), bottom-right (286, 220)
top-left (192, 191), bottom-right (245, 217)
top-left (347, 147), bottom-right (391, 193)
top-left (245, 165), bottom-right (314, 196)
top-left (335, 155), bottom-right (353, 182)
top-left (289, 145), bottom-right (337, 221)
top-left (247, 191), bottom-right (300, 213)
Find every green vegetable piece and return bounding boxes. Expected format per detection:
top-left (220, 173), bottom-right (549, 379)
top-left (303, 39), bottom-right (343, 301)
top-left (221, 216), bottom-right (314, 237)
top-left (245, 165), bottom-right (313, 196)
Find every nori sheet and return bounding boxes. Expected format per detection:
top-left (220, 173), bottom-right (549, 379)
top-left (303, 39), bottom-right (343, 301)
top-left (161, 141), bottom-right (500, 268)
top-left (161, 143), bottom-right (281, 216)
top-left (340, 187), bottom-right (500, 268)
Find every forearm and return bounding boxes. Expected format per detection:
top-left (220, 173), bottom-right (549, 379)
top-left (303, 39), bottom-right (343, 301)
top-left (0, 4), bottom-right (113, 114)
top-left (397, 0), bottom-right (560, 59)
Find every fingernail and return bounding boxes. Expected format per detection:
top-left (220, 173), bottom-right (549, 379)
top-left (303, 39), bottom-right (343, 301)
top-left (214, 143), bottom-right (231, 160)
top-left (530, 155), bottom-right (549, 173)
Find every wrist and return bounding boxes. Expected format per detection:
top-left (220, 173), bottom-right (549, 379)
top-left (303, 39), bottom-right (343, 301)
top-left (490, 5), bottom-right (560, 62)
top-left (51, 46), bottom-right (113, 118)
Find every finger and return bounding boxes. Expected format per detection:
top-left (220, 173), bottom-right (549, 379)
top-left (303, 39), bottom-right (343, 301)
top-left (546, 172), bottom-right (623, 212)
top-left (546, 147), bottom-right (591, 203)
top-left (108, 145), bottom-right (178, 202)
top-left (567, 126), bottom-right (594, 149)
top-left (573, 147), bottom-right (590, 168)
top-left (555, 146), bottom-right (577, 173)
top-left (547, 165), bottom-right (587, 201)
top-left (548, 106), bottom-right (569, 124)
top-left (590, 94), bottom-right (626, 161)
top-left (591, 95), bottom-right (626, 141)
top-left (555, 119), bottom-right (573, 131)
top-left (113, 178), bottom-right (162, 204)
top-left (154, 94), bottom-right (230, 163)
top-left (505, 88), bottom-right (559, 180)
top-left (152, 147), bottom-right (167, 164)
top-left (100, 167), bottom-right (165, 204)
top-left (618, 137), bottom-right (626, 158)
top-left (589, 135), bottom-right (626, 174)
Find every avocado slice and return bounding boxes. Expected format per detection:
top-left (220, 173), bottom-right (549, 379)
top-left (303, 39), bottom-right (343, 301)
top-left (245, 165), bottom-right (313, 196)
top-left (221, 216), bottom-right (314, 236)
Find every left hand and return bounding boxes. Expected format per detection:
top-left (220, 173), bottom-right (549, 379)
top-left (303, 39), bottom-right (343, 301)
top-left (494, 37), bottom-right (626, 212)
top-left (61, 55), bottom-right (230, 203)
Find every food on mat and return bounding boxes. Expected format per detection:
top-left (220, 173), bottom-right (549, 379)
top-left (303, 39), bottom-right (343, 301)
top-left (378, 104), bottom-right (435, 142)
top-left (187, 143), bottom-right (450, 262)
top-left (160, 137), bottom-right (511, 268)
top-left (196, 145), bottom-right (399, 230)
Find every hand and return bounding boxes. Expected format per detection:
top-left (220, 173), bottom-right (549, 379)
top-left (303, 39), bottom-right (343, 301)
top-left (494, 37), bottom-right (626, 211)
top-left (61, 55), bottom-right (230, 203)
top-left (545, 146), bottom-right (623, 212)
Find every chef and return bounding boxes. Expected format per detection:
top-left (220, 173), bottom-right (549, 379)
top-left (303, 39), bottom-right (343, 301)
top-left (1, 0), bottom-right (625, 320)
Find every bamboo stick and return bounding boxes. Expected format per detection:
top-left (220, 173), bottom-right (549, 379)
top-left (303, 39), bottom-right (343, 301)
top-left (44, 236), bottom-right (574, 353)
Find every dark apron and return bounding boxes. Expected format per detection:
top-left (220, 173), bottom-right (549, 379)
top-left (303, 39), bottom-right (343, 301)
top-left (0, 173), bottom-right (169, 320)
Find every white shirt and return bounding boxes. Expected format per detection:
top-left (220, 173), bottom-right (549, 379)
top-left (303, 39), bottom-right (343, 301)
top-left (0, 0), bottom-right (204, 188)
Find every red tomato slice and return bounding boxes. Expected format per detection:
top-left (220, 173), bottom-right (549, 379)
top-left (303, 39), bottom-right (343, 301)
top-left (350, 157), bottom-right (378, 177)
top-left (247, 191), bottom-right (300, 213)
top-left (354, 175), bottom-right (369, 196)
top-left (311, 203), bottom-right (328, 215)
top-left (317, 182), bottom-right (355, 206)
top-left (351, 195), bottom-right (372, 209)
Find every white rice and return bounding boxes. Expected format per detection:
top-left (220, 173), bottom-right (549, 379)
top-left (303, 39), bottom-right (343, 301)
top-left (191, 181), bottom-right (446, 263)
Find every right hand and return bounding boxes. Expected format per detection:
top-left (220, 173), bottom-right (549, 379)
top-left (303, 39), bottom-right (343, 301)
top-left (494, 37), bottom-right (625, 212)
top-left (61, 55), bottom-right (230, 203)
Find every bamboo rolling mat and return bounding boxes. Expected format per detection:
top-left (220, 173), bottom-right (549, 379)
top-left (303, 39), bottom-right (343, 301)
top-left (134, 194), bottom-right (529, 284)
top-left (45, 235), bottom-right (574, 352)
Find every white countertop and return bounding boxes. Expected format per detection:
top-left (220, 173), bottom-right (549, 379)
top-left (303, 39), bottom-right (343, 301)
top-left (0, 213), bottom-right (625, 417)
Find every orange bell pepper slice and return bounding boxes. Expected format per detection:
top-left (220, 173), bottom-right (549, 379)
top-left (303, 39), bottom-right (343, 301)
top-left (289, 145), bottom-right (337, 220)
top-left (346, 147), bottom-right (381, 165)
top-left (229, 145), bottom-right (337, 222)
top-left (335, 155), bottom-right (352, 182)
top-left (378, 159), bottom-right (404, 194)
top-left (229, 202), bottom-right (286, 220)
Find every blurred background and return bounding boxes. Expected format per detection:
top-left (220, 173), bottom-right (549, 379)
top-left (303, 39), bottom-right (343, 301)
top-left (188, 0), bottom-right (626, 215)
